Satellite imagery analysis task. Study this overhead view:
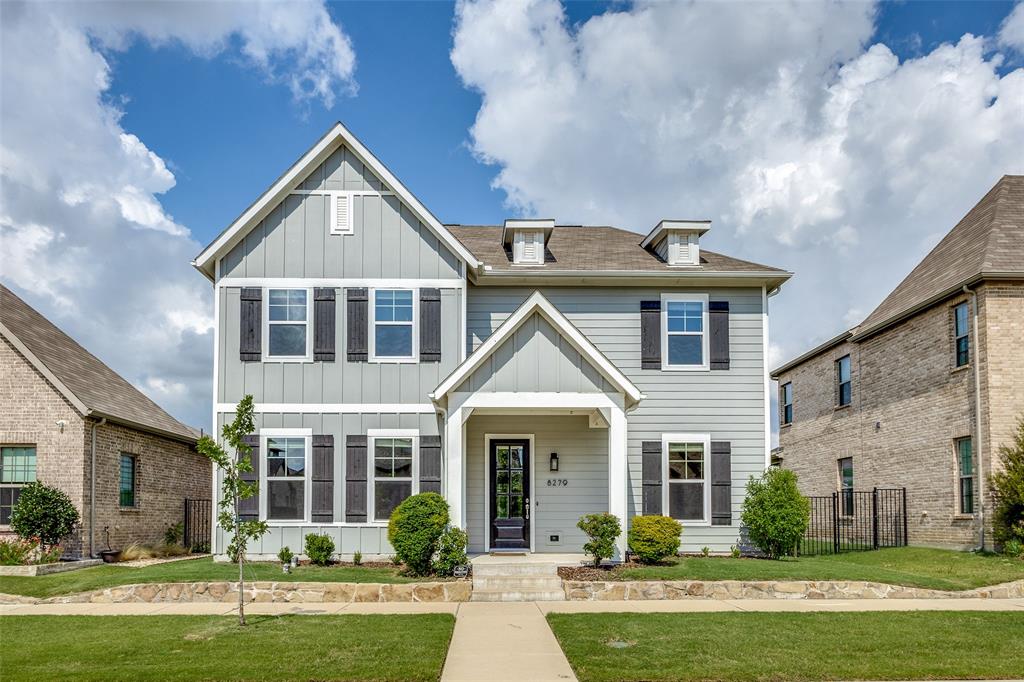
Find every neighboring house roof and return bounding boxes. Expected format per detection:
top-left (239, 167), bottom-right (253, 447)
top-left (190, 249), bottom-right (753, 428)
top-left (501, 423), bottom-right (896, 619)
top-left (192, 121), bottom-right (481, 279)
top-left (854, 175), bottom-right (1024, 340)
top-left (770, 328), bottom-right (854, 378)
top-left (0, 284), bottom-right (198, 443)
top-left (448, 225), bottom-right (791, 287)
top-left (430, 291), bottom-right (644, 409)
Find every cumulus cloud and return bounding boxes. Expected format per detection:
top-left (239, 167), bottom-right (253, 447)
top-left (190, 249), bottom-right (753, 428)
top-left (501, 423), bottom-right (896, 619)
top-left (452, 0), bottom-right (1024, 414)
top-left (999, 1), bottom-right (1024, 53)
top-left (0, 1), bottom-right (356, 429)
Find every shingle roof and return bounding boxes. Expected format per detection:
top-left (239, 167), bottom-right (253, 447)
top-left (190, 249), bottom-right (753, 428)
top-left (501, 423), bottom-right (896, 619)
top-left (0, 284), bottom-right (198, 443)
top-left (447, 225), bottom-right (788, 275)
top-left (856, 175), bottom-right (1024, 337)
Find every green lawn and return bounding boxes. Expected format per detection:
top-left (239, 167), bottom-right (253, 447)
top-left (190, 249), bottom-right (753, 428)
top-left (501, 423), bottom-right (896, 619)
top-left (548, 611), bottom-right (1024, 682)
top-left (0, 557), bottom-right (417, 599)
top-left (1, 614), bottom-right (454, 681)
top-left (614, 547), bottom-right (1024, 591)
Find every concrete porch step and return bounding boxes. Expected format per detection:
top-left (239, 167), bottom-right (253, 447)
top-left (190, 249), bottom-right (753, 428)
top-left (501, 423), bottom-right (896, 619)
top-left (472, 562), bottom-right (560, 577)
top-left (471, 588), bottom-right (567, 602)
top-left (472, 576), bottom-right (564, 591)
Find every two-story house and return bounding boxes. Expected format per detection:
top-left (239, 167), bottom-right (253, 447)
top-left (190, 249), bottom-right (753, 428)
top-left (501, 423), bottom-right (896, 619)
top-left (192, 122), bottom-right (791, 560)
top-left (771, 176), bottom-right (1024, 550)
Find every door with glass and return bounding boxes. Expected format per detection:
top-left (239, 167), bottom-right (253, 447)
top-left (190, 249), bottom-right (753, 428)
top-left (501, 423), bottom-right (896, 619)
top-left (489, 440), bottom-right (530, 550)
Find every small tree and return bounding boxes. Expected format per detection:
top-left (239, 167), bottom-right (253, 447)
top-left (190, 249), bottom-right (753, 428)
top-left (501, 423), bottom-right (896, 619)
top-left (741, 468), bottom-right (809, 559)
top-left (196, 395), bottom-right (268, 625)
top-left (990, 416), bottom-right (1024, 551)
top-left (578, 512), bottom-right (621, 567)
top-left (10, 482), bottom-right (79, 552)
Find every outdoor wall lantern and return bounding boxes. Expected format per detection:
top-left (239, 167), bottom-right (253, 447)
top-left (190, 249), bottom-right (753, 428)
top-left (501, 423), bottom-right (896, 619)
top-left (549, 452), bottom-right (559, 472)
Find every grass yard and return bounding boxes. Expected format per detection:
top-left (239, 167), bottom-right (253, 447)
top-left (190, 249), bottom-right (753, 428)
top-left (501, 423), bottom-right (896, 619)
top-left (0, 614), bottom-right (454, 681)
top-left (547, 611), bottom-right (1024, 682)
top-left (0, 557), bottom-right (417, 599)
top-left (614, 547), bottom-right (1024, 591)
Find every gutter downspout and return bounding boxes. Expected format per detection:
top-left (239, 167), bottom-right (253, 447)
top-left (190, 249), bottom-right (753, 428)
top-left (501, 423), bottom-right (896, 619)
top-left (89, 417), bottom-right (106, 558)
top-left (963, 285), bottom-right (986, 550)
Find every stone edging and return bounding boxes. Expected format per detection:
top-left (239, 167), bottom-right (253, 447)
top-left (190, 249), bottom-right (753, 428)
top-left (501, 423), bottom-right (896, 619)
top-left (562, 578), bottom-right (1024, 601)
top-left (0, 560), bottom-right (103, 577)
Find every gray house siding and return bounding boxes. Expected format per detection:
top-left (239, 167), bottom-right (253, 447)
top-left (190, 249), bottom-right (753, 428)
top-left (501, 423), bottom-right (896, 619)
top-left (466, 286), bottom-right (767, 551)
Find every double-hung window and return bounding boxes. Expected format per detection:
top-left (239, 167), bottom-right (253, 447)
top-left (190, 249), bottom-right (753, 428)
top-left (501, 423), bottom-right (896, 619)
top-left (266, 289), bottom-right (310, 359)
top-left (663, 434), bottom-right (710, 523)
top-left (371, 434), bottom-right (417, 521)
top-left (265, 436), bottom-right (308, 521)
top-left (119, 454), bottom-right (137, 507)
top-left (838, 457), bottom-right (854, 516)
top-left (953, 303), bottom-right (969, 368)
top-left (836, 355), bottom-right (852, 407)
top-left (662, 294), bottom-right (709, 370)
top-left (956, 438), bottom-right (974, 514)
top-left (371, 289), bottom-right (416, 361)
top-left (1, 446), bottom-right (36, 524)
top-left (781, 382), bottom-right (793, 425)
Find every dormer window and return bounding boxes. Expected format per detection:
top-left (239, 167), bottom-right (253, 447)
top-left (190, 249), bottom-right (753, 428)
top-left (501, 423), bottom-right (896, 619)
top-left (640, 220), bottom-right (710, 266)
top-left (502, 219), bottom-right (554, 265)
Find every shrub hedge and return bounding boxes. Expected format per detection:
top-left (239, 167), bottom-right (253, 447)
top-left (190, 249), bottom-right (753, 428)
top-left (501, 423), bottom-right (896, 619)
top-left (740, 467), bottom-right (809, 559)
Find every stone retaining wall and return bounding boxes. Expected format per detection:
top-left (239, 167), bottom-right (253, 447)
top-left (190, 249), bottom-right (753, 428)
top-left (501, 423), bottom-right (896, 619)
top-left (0, 560), bottom-right (103, 577)
top-left (563, 579), bottom-right (1024, 601)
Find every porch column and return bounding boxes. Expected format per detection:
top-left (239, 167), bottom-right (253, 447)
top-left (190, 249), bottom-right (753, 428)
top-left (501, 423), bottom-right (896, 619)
top-left (445, 407), bottom-right (466, 530)
top-left (608, 404), bottom-right (629, 560)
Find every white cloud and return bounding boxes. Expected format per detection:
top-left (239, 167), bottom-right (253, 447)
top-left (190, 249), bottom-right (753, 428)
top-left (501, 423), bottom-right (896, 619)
top-left (999, 2), bottom-right (1024, 53)
top-left (0, 1), bottom-right (356, 429)
top-left (452, 0), bottom-right (1024, 408)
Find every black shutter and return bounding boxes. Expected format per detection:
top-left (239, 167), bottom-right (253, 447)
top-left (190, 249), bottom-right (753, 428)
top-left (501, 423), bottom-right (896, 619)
top-left (710, 441), bottom-right (732, 526)
top-left (640, 300), bottom-right (661, 369)
top-left (641, 441), bottom-right (662, 515)
top-left (239, 288), bottom-right (262, 362)
top-left (314, 288), bottom-right (336, 362)
top-left (419, 435), bottom-right (442, 494)
top-left (709, 301), bottom-right (730, 370)
top-left (311, 435), bottom-right (334, 522)
top-left (345, 435), bottom-right (367, 522)
top-left (419, 288), bottom-right (441, 363)
top-left (238, 435), bottom-right (260, 521)
top-left (346, 288), bottom-right (368, 362)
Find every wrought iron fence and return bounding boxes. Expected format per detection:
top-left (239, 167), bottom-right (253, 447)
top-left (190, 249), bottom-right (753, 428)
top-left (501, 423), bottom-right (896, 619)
top-left (183, 498), bottom-right (212, 553)
top-left (800, 488), bottom-right (907, 555)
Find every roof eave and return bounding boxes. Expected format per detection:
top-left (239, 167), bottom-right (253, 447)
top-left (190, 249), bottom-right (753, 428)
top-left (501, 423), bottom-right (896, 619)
top-left (90, 411), bottom-right (199, 446)
top-left (770, 329), bottom-right (854, 378)
top-left (470, 268), bottom-right (792, 288)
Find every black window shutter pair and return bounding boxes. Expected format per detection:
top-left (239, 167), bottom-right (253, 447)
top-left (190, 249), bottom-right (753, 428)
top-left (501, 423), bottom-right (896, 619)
top-left (345, 288), bottom-right (441, 363)
top-left (238, 288), bottom-right (336, 362)
top-left (639, 299), bottom-right (730, 369)
top-left (344, 435), bottom-right (442, 521)
top-left (640, 440), bottom-right (732, 525)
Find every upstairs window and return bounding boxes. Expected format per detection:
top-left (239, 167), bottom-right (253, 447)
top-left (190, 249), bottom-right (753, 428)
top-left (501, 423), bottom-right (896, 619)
top-left (953, 303), bottom-right (969, 368)
top-left (372, 289), bottom-right (416, 360)
top-left (119, 454), bottom-right (137, 507)
top-left (266, 289), bottom-right (310, 359)
top-left (512, 230), bottom-right (544, 264)
top-left (838, 457), bottom-right (853, 516)
top-left (956, 438), bottom-right (974, 514)
top-left (1, 446), bottom-right (36, 524)
top-left (836, 355), bottom-right (852, 407)
top-left (781, 382), bottom-right (793, 425)
top-left (662, 294), bottom-right (709, 370)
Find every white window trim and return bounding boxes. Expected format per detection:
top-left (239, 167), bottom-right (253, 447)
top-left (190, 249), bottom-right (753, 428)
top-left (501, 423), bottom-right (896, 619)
top-left (262, 287), bottom-right (314, 363)
top-left (662, 433), bottom-right (711, 526)
top-left (259, 429), bottom-right (312, 525)
top-left (661, 293), bottom-right (710, 371)
top-left (369, 287), bottom-right (419, 363)
top-left (368, 431), bottom-right (420, 525)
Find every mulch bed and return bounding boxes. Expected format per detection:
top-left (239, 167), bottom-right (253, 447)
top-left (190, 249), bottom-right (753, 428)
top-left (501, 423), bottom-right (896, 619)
top-left (559, 564), bottom-right (627, 581)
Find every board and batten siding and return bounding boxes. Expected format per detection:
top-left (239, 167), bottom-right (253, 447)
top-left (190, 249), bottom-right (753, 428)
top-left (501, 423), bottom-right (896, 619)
top-left (465, 286), bottom-right (767, 551)
top-left (213, 411), bottom-right (441, 557)
top-left (465, 415), bottom-right (609, 554)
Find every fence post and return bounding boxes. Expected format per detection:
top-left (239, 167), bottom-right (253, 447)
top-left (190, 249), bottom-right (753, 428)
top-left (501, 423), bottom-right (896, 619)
top-left (831, 492), bottom-right (840, 554)
top-left (901, 487), bottom-right (908, 547)
top-left (183, 498), bottom-right (191, 550)
top-left (871, 488), bottom-right (879, 550)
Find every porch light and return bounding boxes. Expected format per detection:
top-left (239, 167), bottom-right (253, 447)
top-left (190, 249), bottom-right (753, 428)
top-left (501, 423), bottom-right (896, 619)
top-left (549, 452), bottom-right (559, 472)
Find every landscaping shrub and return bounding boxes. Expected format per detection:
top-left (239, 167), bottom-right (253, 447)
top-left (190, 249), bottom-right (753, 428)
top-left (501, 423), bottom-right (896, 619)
top-left (304, 533), bottom-right (335, 566)
top-left (10, 482), bottom-right (79, 548)
top-left (120, 542), bottom-right (188, 562)
top-left (741, 468), bottom-right (810, 559)
top-left (388, 493), bottom-right (449, 576)
top-left (578, 512), bottom-right (621, 567)
top-left (353, 551), bottom-right (362, 566)
top-left (278, 546), bottom-right (294, 564)
top-left (163, 522), bottom-right (183, 546)
top-left (1004, 539), bottom-right (1023, 559)
top-left (991, 416), bottom-right (1024, 551)
top-left (0, 538), bottom-right (35, 566)
top-left (434, 526), bottom-right (468, 576)
top-left (627, 515), bottom-right (681, 564)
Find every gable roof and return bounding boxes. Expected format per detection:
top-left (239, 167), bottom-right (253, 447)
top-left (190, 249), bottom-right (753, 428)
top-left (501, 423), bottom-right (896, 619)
top-left (0, 285), bottom-right (198, 443)
top-left (854, 175), bottom-right (1024, 339)
top-left (192, 122), bottom-right (480, 280)
top-left (430, 291), bottom-right (644, 408)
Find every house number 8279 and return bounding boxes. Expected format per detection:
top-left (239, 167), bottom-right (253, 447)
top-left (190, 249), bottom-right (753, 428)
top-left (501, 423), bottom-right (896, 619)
top-left (546, 479), bottom-right (568, 487)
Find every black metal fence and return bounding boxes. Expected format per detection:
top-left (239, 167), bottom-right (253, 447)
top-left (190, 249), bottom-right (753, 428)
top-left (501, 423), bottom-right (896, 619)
top-left (183, 498), bottom-right (212, 553)
top-left (800, 488), bottom-right (907, 555)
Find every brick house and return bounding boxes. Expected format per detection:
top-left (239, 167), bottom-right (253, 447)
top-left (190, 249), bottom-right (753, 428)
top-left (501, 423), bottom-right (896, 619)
top-left (771, 176), bottom-right (1024, 550)
top-left (0, 284), bottom-right (209, 557)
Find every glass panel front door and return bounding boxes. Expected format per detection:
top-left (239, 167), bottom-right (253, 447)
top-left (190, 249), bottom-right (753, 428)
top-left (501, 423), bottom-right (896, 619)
top-left (490, 440), bottom-right (530, 549)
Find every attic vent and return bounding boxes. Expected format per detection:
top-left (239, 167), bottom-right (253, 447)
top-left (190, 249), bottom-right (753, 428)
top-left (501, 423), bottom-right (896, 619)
top-left (331, 193), bottom-right (353, 235)
top-left (514, 230), bottom-right (544, 264)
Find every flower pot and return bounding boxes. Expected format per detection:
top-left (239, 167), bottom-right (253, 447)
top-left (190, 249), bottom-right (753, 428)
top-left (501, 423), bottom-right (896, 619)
top-left (100, 550), bottom-right (121, 563)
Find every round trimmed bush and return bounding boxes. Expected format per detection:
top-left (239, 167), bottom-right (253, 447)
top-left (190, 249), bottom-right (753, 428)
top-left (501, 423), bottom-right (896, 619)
top-left (10, 482), bottom-right (79, 547)
top-left (740, 468), bottom-right (810, 559)
top-left (387, 493), bottom-right (449, 576)
top-left (628, 515), bottom-right (682, 564)
top-left (304, 533), bottom-right (335, 566)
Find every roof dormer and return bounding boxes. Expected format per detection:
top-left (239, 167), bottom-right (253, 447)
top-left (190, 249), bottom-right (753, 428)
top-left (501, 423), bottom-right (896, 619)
top-left (502, 218), bottom-right (554, 265)
top-left (640, 220), bottom-right (710, 266)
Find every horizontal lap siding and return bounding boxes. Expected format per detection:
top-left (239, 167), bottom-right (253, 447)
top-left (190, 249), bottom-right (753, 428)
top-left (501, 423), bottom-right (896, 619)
top-left (466, 287), bottom-right (766, 552)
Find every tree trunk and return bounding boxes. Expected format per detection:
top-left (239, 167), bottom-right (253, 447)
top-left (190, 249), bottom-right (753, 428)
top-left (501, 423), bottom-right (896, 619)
top-left (235, 492), bottom-right (246, 626)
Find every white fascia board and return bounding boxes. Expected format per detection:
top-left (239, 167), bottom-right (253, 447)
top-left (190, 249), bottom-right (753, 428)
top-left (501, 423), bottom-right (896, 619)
top-left (430, 291), bottom-right (643, 406)
top-left (0, 321), bottom-right (90, 416)
top-left (192, 122), bottom-right (480, 278)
